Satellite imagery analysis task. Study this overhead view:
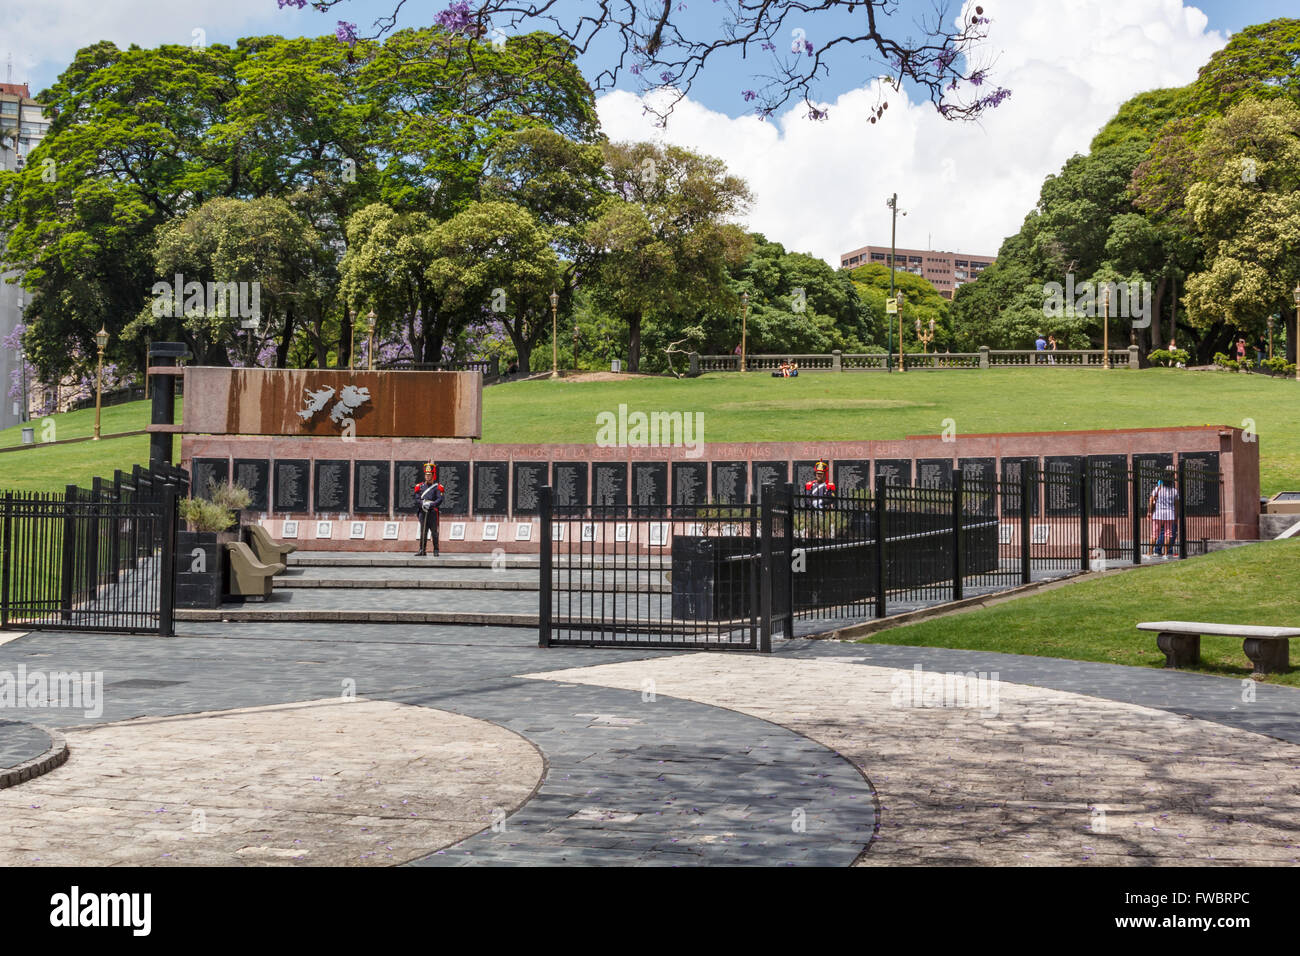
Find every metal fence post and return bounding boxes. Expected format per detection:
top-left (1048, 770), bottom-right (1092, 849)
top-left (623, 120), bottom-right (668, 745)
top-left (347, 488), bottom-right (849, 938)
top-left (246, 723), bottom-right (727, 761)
top-left (1130, 467), bottom-right (1142, 565)
top-left (874, 474), bottom-right (887, 618)
top-left (1020, 468), bottom-right (1032, 584)
top-left (160, 486), bottom-right (177, 636)
top-left (1079, 470), bottom-right (1091, 571)
top-left (759, 484), bottom-right (774, 653)
top-left (951, 468), bottom-right (964, 601)
top-left (1, 492), bottom-right (10, 628)
top-left (1176, 458), bottom-right (1188, 560)
top-left (88, 476), bottom-right (103, 601)
top-left (59, 484), bottom-right (77, 623)
top-left (782, 482), bottom-right (795, 640)
top-left (538, 485), bottom-right (553, 647)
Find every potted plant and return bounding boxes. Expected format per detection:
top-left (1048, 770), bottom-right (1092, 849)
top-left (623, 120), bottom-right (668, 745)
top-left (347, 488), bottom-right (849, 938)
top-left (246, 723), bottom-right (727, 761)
top-left (175, 479), bottom-right (252, 608)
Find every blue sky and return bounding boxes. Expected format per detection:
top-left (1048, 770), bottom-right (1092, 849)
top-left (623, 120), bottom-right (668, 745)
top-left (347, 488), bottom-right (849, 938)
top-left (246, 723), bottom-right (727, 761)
top-left (4, 1), bottom-right (1295, 261)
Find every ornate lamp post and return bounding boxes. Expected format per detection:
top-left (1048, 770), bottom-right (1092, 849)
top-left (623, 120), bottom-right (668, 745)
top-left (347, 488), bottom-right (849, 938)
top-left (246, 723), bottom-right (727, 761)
top-left (366, 309), bottom-right (377, 370)
top-left (15, 294), bottom-right (27, 423)
top-left (93, 325), bottom-right (108, 440)
top-left (915, 317), bottom-right (935, 353)
top-left (1102, 285), bottom-right (1111, 369)
top-left (242, 313), bottom-right (261, 368)
top-left (740, 291), bottom-right (749, 372)
top-left (1267, 314), bottom-right (1275, 361)
top-left (550, 290), bottom-right (559, 378)
top-left (1293, 283), bottom-right (1300, 381)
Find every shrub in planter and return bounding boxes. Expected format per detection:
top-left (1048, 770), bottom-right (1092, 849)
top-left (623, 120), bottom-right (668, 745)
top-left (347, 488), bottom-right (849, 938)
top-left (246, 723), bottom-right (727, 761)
top-left (175, 480), bottom-right (252, 608)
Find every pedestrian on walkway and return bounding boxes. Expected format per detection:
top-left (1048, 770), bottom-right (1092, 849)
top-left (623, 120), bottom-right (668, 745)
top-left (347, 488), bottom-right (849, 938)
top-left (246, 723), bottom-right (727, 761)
top-left (1149, 469), bottom-right (1179, 558)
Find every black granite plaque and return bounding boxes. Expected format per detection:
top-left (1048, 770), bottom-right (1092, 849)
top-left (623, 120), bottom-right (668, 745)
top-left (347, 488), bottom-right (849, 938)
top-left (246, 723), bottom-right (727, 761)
top-left (473, 461), bottom-right (509, 515)
top-left (273, 459), bottom-right (310, 512)
top-left (1044, 456), bottom-right (1084, 515)
top-left (873, 459), bottom-right (912, 487)
top-left (1179, 451), bottom-right (1221, 516)
top-left (233, 458), bottom-right (270, 512)
top-left (592, 462), bottom-right (628, 508)
top-left (917, 458), bottom-right (954, 490)
top-left (834, 460), bottom-right (870, 497)
top-left (1133, 454), bottom-right (1174, 516)
top-left (752, 461), bottom-right (789, 494)
top-left (353, 460), bottom-right (391, 514)
top-left (434, 461), bottom-right (469, 516)
top-left (959, 457), bottom-right (998, 517)
top-left (631, 461), bottom-right (668, 514)
top-left (793, 460), bottom-right (821, 490)
top-left (512, 461), bottom-right (549, 516)
top-left (395, 461), bottom-right (424, 513)
top-left (673, 461), bottom-right (707, 506)
top-left (999, 456), bottom-right (1040, 517)
top-left (711, 461), bottom-right (748, 504)
top-left (191, 458), bottom-right (229, 498)
top-left (552, 462), bottom-right (588, 513)
top-left (313, 460), bottom-right (350, 513)
top-left (1087, 455), bottom-right (1128, 517)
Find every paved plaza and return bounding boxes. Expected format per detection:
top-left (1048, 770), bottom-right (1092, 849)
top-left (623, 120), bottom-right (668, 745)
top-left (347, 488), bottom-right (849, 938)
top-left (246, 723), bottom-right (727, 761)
top-left (1, 614), bottom-right (1298, 866)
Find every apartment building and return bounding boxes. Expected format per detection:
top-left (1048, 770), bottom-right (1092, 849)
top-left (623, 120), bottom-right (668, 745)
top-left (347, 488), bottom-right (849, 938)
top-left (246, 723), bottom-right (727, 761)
top-left (839, 244), bottom-right (995, 300)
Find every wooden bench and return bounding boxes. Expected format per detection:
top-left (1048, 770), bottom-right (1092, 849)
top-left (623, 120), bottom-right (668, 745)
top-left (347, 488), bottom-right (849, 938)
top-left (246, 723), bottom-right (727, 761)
top-left (1137, 620), bottom-right (1300, 675)
top-left (224, 542), bottom-right (285, 601)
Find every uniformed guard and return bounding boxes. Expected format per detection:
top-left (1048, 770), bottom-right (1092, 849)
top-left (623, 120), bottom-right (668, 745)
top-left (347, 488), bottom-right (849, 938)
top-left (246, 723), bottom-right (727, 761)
top-left (413, 462), bottom-right (445, 556)
top-left (805, 459), bottom-right (836, 509)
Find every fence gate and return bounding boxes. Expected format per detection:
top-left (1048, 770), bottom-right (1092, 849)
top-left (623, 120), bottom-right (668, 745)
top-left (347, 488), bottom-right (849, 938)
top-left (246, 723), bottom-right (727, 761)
top-left (1, 464), bottom-right (185, 635)
top-left (536, 459), bottom-right (1226, 651)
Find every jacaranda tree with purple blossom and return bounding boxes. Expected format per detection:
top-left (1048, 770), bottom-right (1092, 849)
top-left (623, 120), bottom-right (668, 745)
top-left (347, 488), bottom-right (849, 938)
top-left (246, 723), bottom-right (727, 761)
top-left (282, 0), bottom-right (1009, 127)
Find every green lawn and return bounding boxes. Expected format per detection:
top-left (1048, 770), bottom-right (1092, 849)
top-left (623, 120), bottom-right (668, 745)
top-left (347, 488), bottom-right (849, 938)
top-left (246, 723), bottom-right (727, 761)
top-left (0, 398), bottom-right (181, 447)
top-left (482, 367), bottom-right (1300, 494)
top-left (857, 540), bottom-right (1300, 685)
top-left (0, 434), bottom-right (161, 494)
top-left (1, 367), bottom-right (1297, 493)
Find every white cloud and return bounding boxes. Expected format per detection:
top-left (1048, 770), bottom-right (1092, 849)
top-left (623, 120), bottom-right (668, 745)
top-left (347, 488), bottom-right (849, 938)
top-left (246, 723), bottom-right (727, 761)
top-left (595, 0), bottom-right (1226, 265)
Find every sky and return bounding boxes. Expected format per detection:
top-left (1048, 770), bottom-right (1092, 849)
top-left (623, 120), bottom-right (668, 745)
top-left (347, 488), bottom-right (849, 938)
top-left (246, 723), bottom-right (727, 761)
top-left (2, 0), bottom-right (1295, 264)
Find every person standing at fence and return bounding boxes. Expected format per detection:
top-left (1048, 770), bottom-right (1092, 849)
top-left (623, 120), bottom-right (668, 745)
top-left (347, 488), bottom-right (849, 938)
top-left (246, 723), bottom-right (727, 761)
top-left (413, 462), bottom-right (444, 557)
top-left (1149, 469), bottom-right (1179, 559)
top-left (1047, 334), bottom-right (1058, 364)
top-left (1034, 333), bottom-right (1047, 364)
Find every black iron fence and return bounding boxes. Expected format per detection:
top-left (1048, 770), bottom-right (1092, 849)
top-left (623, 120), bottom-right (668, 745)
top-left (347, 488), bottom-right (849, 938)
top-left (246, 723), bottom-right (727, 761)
top-left (1, 463), bottom-right (187, 634)
top-left (538, 463), bottom-right (1225, 652)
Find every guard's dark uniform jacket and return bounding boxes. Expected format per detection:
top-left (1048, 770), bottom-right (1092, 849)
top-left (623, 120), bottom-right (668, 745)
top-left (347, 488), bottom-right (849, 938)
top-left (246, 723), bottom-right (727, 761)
top-left (414, 480), bottom-right (444, 555)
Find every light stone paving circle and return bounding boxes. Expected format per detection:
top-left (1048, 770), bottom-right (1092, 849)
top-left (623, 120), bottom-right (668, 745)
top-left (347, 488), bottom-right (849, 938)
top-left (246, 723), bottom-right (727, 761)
top-left (0, 698), bottom-right (542, 866)
top-left (521, 655), bottom-right (1300, 866)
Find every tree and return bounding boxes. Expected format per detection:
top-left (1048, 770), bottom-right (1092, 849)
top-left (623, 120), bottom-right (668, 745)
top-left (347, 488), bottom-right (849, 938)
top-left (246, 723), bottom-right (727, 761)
top-left (290, 0), bottom-right (1011, 126)
top-left (128, 197), bottom-right (330, 366)
top-left (849, 263), bottom-right (953, 352)
top-left (426, 201), bottom-right (563, 373)
top-left (586, 141), bottom-right (752, 372)
top-left (1183, 98), bottom-right (1300, 362)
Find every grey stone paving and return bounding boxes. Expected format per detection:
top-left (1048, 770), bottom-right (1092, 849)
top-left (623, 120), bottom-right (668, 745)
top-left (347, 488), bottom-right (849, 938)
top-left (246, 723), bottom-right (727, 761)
top-left (0, 720), bottom-right (51, 771)
top-left (0, 624), bottom-right (876, 866)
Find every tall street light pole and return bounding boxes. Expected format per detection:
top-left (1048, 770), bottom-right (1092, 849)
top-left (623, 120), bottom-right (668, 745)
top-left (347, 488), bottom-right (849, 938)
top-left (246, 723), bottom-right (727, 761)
top-left (1293, 283), bottom-right (1300, 381)
top-left (93, 325), bottom-right (108, 440)
top-left (886, 193), bottom-right (905, 373)
top-left (1102, 286), bottom-right (1111, 369)
top-left (550, 290), bottom-right (559, 378)
top-left (366, 309), bottom-right (377, 370)
top-left (16, 294), bottom-right (27, 423)
top-left (896, 291), bottom-right (906, 372)
top-left (740, 291), bottom-right (749, 372)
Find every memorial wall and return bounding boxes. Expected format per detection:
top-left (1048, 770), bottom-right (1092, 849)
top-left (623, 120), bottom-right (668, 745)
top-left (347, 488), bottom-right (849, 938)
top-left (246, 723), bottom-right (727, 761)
top-left (181, 424), bottom-right (1259, 550)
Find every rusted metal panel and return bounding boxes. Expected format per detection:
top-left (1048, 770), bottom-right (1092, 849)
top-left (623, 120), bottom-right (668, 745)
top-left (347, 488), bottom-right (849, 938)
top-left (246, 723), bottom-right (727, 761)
top-left (182, 368), bottom-right (482, 439)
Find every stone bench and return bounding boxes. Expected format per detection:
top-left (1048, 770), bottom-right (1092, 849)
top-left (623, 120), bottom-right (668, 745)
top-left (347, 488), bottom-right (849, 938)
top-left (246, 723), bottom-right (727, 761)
top-left (1137, 621), bottom-right (1300, 675)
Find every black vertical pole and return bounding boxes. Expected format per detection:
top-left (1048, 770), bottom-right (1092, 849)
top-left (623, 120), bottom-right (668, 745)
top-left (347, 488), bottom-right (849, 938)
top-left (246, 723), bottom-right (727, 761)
top-left (59, 484), bottom-right (77, 623)
top-left (538, 485), bottom-right (552, 647)
top-left (147, 343), bottom-right (188, 467)
top-left (951, 468), bottom-right (964, 601)
top-left (874, 473), bottom-right (887, 618)
top-left (1131, 465), bottom-right (1142, 565)
top-left (759, 484), bottom-right (773, 653)
top-left (160, 486), bottom-right (177, 636)
top-left (1079, 469), bottom-right (1091, 571)
top-left (1, 492), bottom-right (11, 628)
top-left (1176, 458), bottom-right (1188, 560)
top-left (89, 476), bottom-right (103, 601)
top-left (111, 470), bottom-right (122, 582)
top-left (1019, 467), bottom-right (1032, 584)
top-left (782, 481), bottom-right (795, 640)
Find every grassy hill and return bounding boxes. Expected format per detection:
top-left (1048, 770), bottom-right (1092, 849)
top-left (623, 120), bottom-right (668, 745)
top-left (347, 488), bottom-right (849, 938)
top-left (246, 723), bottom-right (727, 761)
top-left (0, 368), bottom-right (1295, 493)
